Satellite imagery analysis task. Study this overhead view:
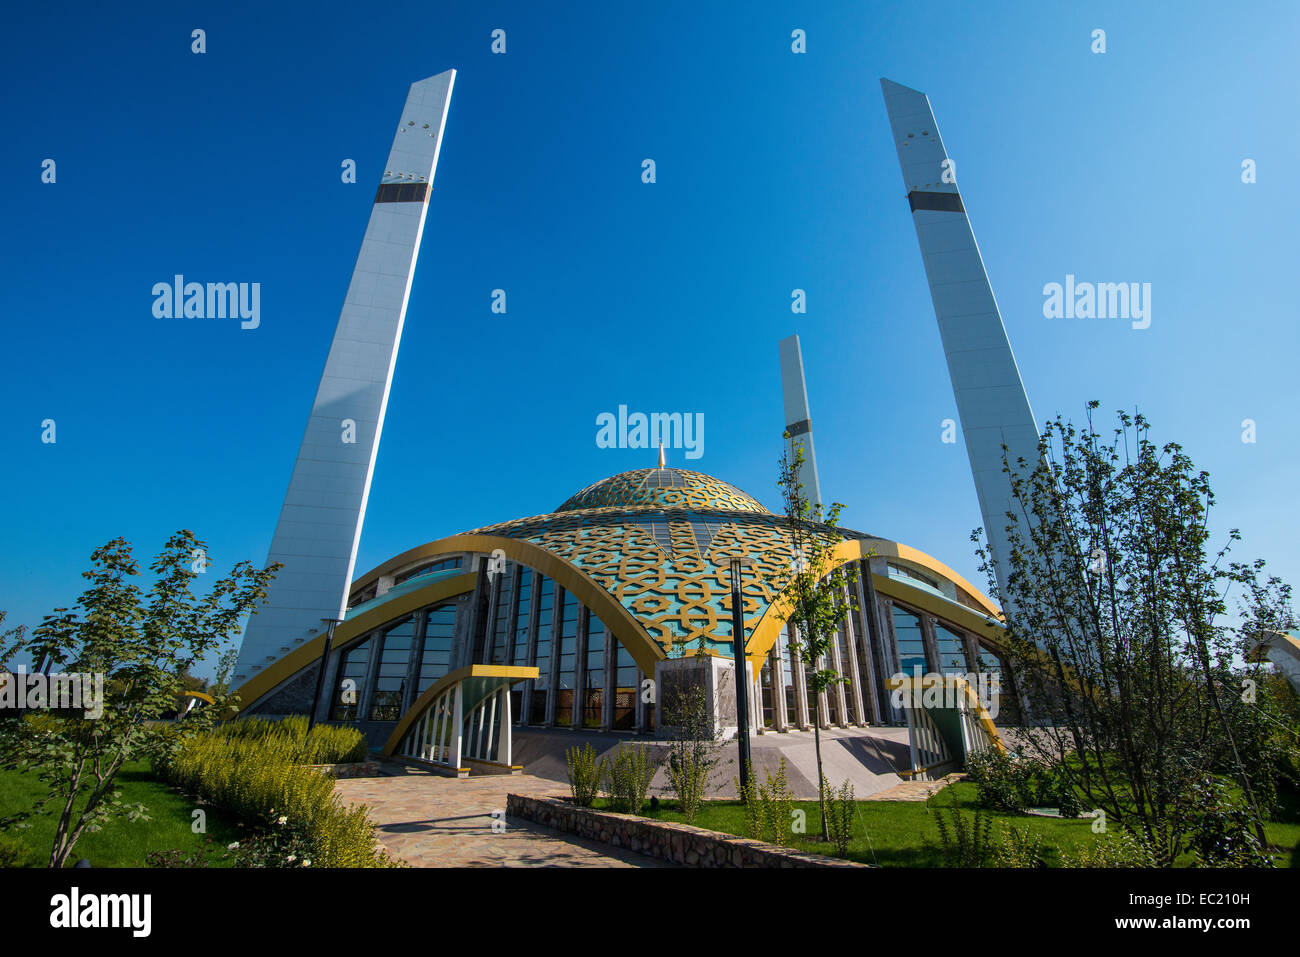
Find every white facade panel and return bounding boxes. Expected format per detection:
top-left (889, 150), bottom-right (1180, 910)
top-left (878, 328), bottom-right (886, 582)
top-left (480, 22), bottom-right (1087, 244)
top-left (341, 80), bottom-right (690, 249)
top-left (235, 71), bottom-right (456, 682)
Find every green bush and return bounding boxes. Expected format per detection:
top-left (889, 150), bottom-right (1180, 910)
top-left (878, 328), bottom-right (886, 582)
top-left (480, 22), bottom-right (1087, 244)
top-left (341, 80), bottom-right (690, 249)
top-left (158, 731), bottom-right (394, 867)
top-left (566, 744), bottom-right (600, 808)
top-left (965, 748), bottom-right (1037, 813)
top-left (822, 777), bottom-right (855, 857)
top-left (929, 804), bottom-right (995, 866)
top-left (602, 743), bottom-right (657, 814)
top-left (992, 823), bottom-right (1045, 867)
top-left (203, 716), bottom-right (368, 765)
top-left (736, 760), bottom-right (762, 839)
top-left (757, 757), bottom-right (795, 846)
top-left (0, 834), bottom-right (33, 868)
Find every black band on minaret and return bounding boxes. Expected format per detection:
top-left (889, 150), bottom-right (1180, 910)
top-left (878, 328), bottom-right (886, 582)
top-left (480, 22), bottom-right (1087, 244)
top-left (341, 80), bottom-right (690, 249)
top-left (908, 190), bottom-right (964, 213)
top-left (375, 182), bottom-right (431, 204)
top-left (786, 419), bottom-right (811, 437)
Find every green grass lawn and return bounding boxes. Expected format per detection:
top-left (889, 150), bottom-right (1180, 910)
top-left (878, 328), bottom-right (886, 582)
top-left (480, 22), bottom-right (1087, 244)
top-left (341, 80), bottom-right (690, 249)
top-left (595, 781), bottom-right (1299, 867)
top-left (0, 760), bottom-right (242, 868)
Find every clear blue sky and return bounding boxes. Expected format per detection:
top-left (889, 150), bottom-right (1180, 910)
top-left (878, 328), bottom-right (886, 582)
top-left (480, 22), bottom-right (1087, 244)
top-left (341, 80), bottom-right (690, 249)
top-left (3, 1), bottom-right (1297, 676)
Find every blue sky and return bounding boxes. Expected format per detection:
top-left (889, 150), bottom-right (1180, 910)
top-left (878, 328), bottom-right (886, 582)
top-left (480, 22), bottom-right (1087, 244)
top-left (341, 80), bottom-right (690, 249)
top-left (2, 1), bottom-right (1297, 675)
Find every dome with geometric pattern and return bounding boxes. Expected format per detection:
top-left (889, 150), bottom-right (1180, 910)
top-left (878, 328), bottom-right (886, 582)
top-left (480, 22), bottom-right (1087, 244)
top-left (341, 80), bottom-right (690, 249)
top-left (556, 467), bottom-right (769, 514)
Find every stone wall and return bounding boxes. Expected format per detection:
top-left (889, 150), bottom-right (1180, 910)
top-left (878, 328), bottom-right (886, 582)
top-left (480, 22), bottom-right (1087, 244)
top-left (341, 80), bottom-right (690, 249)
top-left (506, 794), bottom-right (867, 868)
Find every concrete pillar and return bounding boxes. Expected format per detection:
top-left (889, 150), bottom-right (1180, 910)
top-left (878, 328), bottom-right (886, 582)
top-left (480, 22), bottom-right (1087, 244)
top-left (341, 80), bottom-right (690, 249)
top-left (572, 599), bottom-right (588, 729)
top-left (601, 627), bottom-right (616, 731)
top-left (520, 570), bottom-right (540, 725)
top-left (769, 638), bottom-right (787, 732)
top-left (789, 623), bottom-right (811, 730)
top-left (839, 586), bottom-right (867, 726)
top-left (853, 566), bottom-right (884, 724)
top-left (401, 607), bottom-right (428, 714)
top-left (828, 623), bottom-right (850, 728)
top-left (920, 613), bottom-right (942, 674)
top-left (634, 666), bottom-right (649, 733)
top-left (544, 585), bottom-right (564, 726)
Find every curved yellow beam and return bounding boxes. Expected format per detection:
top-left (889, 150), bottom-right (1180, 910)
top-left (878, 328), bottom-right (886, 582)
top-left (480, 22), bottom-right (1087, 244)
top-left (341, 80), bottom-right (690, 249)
top-left (352, 533), bottom-right (668, 676)
top-left (231, 571), bottom-right (477, 713)
top-left (379, 663), bottom-right (537, 757)
top-left (742, 538), bottom-right (1006, 672)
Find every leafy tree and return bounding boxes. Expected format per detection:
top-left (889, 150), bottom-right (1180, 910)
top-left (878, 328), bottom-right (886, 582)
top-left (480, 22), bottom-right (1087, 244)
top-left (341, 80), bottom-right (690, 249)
top-left (766, 441), bottom-right (859, 841)
top-left (976, 403), bottom-right (1290, 863)
top-left (0, 531), bottom-right (278, 868)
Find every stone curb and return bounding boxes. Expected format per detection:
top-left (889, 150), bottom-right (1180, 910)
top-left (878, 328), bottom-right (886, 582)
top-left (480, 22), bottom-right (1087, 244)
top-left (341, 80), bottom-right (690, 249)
top-left (506, 794), bottom-right (869, 868)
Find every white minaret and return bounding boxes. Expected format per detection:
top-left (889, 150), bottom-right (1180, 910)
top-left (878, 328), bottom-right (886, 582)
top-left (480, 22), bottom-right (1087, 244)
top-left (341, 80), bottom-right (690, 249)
top-left (234, 71), bottom-right (456, 682)
top-left (880, 78), bottom-right (1040, 609)
top-left (778, 334), bottom-right (823, 512)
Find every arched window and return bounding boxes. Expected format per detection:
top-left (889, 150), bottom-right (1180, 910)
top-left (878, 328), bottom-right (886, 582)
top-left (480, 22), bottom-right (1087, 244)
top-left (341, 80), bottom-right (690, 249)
top-left (332, 638), bottom-right (372, 721)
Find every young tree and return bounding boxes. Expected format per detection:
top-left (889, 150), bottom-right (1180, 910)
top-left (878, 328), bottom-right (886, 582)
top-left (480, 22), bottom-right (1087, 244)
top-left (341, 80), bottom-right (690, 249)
top-left (766, 442), bottom-right (858, 841)
top-left (0, 531), bottom-right (278, 868)
top-left (979, 403), bottom-right (1288, 863)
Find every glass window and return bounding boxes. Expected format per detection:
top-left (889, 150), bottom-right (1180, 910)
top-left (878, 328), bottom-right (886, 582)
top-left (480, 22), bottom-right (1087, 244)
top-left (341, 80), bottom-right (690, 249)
top-left (584, 612), bottom-right (605, 728)
top-left (613, 641), bottom-right (637, 730)
top-left (394, 556), bottom-right (462, 586)
top-left (935, 623), bottom-right (970, 675)
top-left (418, 603), bottom-right (457, 694)
top-left (512, 569), bottom-right (533, 667)
top-left (529, 577), bottom-right (554, 724)
top-left (554, 590), bottom-right (579, 726)
top-left (370, 617), bottom-right (415, 720)
top-left (488, 561), bottom-right (515, 665)
top-left (892, 606), bottom-right (927, 675)
top-left (347, 583), bottom-right (377, 610)
top-left (332, 637), bottom-right (372, 721)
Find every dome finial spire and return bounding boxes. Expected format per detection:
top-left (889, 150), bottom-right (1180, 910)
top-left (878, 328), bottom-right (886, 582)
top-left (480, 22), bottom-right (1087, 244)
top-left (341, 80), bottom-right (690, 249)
top-left (657, 442), bottom-right (666, 469)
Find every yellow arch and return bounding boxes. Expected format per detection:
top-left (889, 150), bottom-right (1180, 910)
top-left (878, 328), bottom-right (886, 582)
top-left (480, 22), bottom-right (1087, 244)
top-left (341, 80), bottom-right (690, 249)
top-left (379, 663), bottom-right (537, 758)
top-left (742, 538), bottom-right (1006, 671)
top-left (231, 571), bottom-right (477, 712)
top-left (352, 533), bottom-right (670, 676)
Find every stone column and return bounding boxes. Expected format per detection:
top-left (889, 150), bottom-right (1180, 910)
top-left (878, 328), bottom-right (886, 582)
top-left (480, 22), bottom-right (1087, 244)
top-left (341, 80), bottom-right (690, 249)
top-left (828, 623), bottom-right (850, 728)
top-left (839, 586), bottom-right (867, 726)
top-left (853, 567), bottom-right (883, 724)
top-left (544, 586), bottom-right (564, 726)
top-left (920, 613), bottom-right (942, 674)
top-left (520, 570), bottom-right (540, 725)
top-left (572, 602), bottom-right (588, 730)
top-left (635, 666), bottom-right (649, 733)
top-left (789, 623), bottom-right (811, 730)
top-left (769, 637), bottom-right (788, 732)
top-left (602, 629), bottom-right (616, 731)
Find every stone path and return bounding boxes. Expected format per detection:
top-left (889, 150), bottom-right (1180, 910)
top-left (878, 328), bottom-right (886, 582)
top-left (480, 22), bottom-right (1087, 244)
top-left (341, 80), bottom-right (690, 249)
top-left (863, 771), bottom-right (965, 802)
top-left (333, 767), bottom-right (667, 867)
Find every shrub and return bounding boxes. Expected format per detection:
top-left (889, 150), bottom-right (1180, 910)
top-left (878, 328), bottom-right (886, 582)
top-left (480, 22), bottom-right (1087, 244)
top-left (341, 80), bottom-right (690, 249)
top-left (566, 744), bottom-right (600, 808)
top-left (0, 835), bottom-right (33, 868)
top-left (603, 743), bottom-right (657, 815)
top-left (663, 680), bottom-right (720, 825)
top-left (1173, 775), bottom-right (1275, 868)
top-left (992, 823), bottom-right (1044, 868)
top-left (822, 777), bottom-right (855, 857)
top-left (195, 716), bottom-right (367, 766)
top-left (1060, 826), bottom-right (1160, 868)
top-left (757, 757), bottom-right (795, 846)
top-left (929, 804), bottom-right (995, 867)
top-left (965, 748), bottom-right (1037, 813)
top-left (736, 760), bottom-right (762, 839)
top-left (158, 731), bottom-right (395, 867)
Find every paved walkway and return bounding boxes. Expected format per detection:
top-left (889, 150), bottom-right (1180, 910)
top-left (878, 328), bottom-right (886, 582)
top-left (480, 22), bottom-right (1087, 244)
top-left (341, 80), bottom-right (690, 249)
top-left (333, 767), bottom-right (666, 867)
top-left (863, 772), bottom-right (965, 802)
